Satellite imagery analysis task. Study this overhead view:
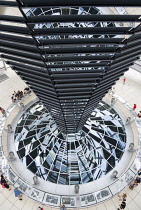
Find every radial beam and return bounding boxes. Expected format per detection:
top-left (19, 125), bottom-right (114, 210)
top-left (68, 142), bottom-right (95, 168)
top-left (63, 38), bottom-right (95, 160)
top-left (28, 15), bottom-right (141, 23)
top-left (19, 0), bottom-right (141, 7)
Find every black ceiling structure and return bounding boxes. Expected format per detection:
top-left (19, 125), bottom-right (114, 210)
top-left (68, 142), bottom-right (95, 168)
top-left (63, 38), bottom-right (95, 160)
top-left (1, 1), bottom-right (141, 134)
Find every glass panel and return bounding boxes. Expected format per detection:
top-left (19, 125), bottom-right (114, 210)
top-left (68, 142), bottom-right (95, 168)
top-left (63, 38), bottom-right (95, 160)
top-left (15, 101), bottom-right (126, 185)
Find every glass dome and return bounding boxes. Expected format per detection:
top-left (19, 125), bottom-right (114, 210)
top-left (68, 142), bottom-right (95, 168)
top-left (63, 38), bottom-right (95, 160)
top-left (15, 101), bottom-right (126, 185)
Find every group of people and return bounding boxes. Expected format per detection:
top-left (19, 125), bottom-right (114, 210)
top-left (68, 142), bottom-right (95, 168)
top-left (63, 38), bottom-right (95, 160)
top-left (11, 90), bottom-right (24, 103)
top-left (11, 87), bottom-right (31, 103)
top-left (0, 174), bottom-right (23, 200)
top-left (0, 175), bottom-right (11, 191)
top-left (0, 174), bottom-right (63, 209)
top-left (132, 104), bottom-right (141, 118)
top-left (117, 169), bottom-right (141, 209)
top-left (118, 193), bottom-right (127, 210)
top-left (0, 87), bottom-right (31, 117)
top-left (129, 176), bottom-right (141, 190)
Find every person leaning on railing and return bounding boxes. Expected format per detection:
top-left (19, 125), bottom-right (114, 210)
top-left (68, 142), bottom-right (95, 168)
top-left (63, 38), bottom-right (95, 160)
top-left (0, 107), bottom-right (6, 116)
top-left (138, 111), bottom-right (141, 118)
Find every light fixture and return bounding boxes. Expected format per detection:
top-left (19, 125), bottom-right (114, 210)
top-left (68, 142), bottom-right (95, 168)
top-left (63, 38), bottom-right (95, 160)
top-left (111, 97), bottom-right (116, 106)
top-left (125, 117), bottom-right (132, 125)
top-left (7, 124), bottom-right (13, 133)
top-left (9, 151), bottom-right (15, 161)
top-left (33, 176), bottom-right (39, 185)
top-left (74, 184), bottom-right (79, 194)
top-left (112, 170), bottom-right (118, 179)
top-left (128, 143), bottom-right (136, 152)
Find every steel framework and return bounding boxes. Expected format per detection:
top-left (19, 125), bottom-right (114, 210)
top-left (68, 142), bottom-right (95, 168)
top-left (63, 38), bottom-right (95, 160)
top-left (0, 1), bottom-right (141, 133)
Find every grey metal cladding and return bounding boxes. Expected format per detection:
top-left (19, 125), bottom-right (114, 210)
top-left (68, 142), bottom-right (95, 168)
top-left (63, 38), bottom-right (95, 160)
top-left (0, 1), bottom-right (141, 133)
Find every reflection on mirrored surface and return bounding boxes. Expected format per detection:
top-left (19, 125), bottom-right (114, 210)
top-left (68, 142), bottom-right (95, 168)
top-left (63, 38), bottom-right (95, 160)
top-left (24, 6), bottom-right (116, 43)
top-left (14, 101), bottom-right (126, 185)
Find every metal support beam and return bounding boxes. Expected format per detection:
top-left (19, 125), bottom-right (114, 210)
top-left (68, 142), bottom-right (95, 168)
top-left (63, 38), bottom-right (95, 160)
top-left (19, 0), bottom-right (141, 7)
